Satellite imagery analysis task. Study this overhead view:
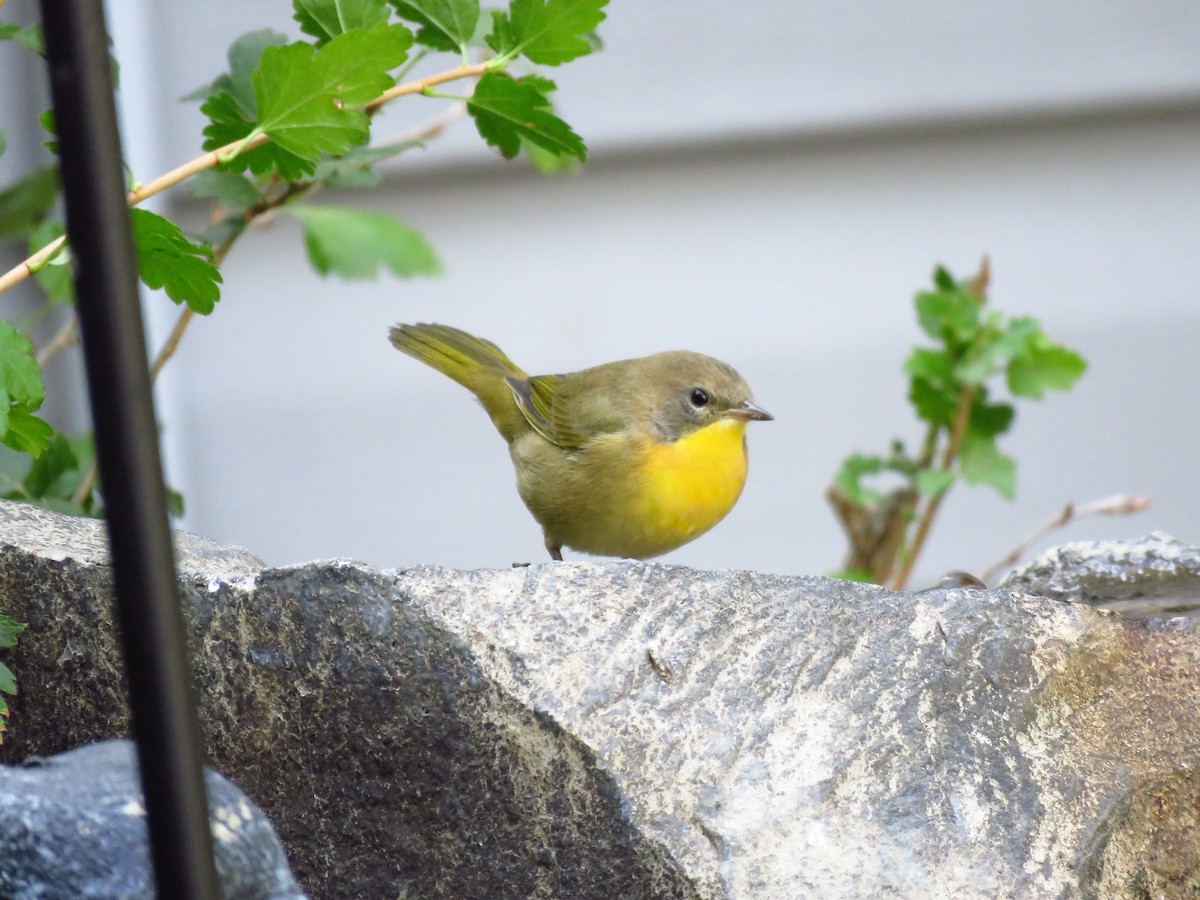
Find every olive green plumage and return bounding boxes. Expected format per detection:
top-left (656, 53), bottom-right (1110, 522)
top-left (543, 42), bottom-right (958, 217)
top-left (389, 322), bottom-right (772, 559)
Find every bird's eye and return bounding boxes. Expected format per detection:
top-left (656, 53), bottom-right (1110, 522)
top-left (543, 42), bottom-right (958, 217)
top-left (690, 388), bottom-right (709, 408)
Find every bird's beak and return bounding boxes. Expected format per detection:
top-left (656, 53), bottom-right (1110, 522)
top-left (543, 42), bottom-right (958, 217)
top-left (726, 401), bottom-right (774, 422)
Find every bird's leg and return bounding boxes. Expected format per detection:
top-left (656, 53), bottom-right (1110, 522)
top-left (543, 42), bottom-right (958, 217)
top-left (547, 543), bottom-right (563, 561)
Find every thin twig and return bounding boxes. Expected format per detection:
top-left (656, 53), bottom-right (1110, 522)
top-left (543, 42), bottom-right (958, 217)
top-left (126, 135), bottom-right (269, 207)
top-left (979, 494), bottom-right (1151, 584)
top-left (364, 62), bottom-right (487, 113)
top-left (70, 460), bottom-right (97, 508)
top-left (35, 313), bottom-right (79, 366)
top-left (0, 235), bottom-right (67, 295)
top-left (73, 299), bottom-right (200, 508)
top-left (889, 384), bottom-right (979, 590)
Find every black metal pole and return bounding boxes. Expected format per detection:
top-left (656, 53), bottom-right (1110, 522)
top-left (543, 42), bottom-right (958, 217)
top-left (38, 2), bottom-right (221, 897)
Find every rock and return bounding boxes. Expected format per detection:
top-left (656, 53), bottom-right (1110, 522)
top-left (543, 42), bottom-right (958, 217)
top-left (0, 739), bottom-right (304, 899)
top-left (999, 531), bottom-right (1200, 617)
top-left (0, 500), bottom-right (1198, 898)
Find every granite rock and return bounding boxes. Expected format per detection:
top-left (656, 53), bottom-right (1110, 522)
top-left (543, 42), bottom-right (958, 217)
top-left (0, 739), bottom-right (304, 899)
top-left (1, 501), bottom-right (1198, 898)
top-left (1000, 531), bottom-right (1200, 618)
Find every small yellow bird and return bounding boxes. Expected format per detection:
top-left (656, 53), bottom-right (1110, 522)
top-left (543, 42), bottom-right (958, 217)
top-left (389, 323), bottom-right (772, 560)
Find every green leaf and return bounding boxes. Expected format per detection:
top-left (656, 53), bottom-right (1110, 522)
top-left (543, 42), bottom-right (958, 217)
top-left (187, 170), bottom-right (262, 211)
top-left (287, 204), bottom-right (443, 278)
top-left (391, 0), bottom-right (479, 52)
top-left (953, 316), bottom-right (1040, 385)
top-left (4, 410), bottom-right (54, 457)
top-left (38, 108), bottom-right (58, 154)
top-left (28, 220), bottom-right (74, 305)
top-left (513, 75), bottom-right (582, 172)
top-left (0, 165), bottom-right (59, 242)
top-left (197, 215), bottom-right (249, 248)
top-left (130, 210), bottom-right (223, 314)
top-left (1008, 341), bottom-right (1087, 399)
top-left (296, 0), bottom-right (393, 44)
top-left (202, 91), bottom-right (313, 180)
top-left (0, 660), bottom-right (15, 697)
top-left (317, 23), bottom-right (415, 107)
top-left (188, 30), bottom-right (289, 115)
top-left (908, 377), bottom-right (957, 426)
top-left (993, 316), bottom-right (1041, 360)
top-left (0, 614), bottom-right (25, 650)
top-left (833, 453), bottom-right (887, 507)
top-left (959, 433), bottom-right (1017, 500)
top-left (952, 354), bottom-right (995, 387)
top-left (21, 433), bottom-right (77, 499)
top-left (165, 486), bottom-right (185, 519)
top-left (524, 137), bottom-right (582, 174)
top-left (968, 399), bottom-right (1015, 439)
top-left (487, 0), bottom-right (607, 65)
top-left (903, 347), bottom-right (952, 384)
top-left (18, 432), bottom-right (106, 517)
top-left (197, 31), bottom-right (319, 179)
top-left (0, 323), bottom-right (45, 410)
top-left (915, 468), bottom-right (955, 497)
top-left (311, 141), bottom-right (423, 188)
top-left (0, 22), bottom-right (44, 54)
top-left (467, 71), bottom-right (586, 161)
top-left (226, 30), bottom-right (292, 115)
top-left (244, 40), bottom-right (354, 154)
top-left (915, 287), bottom-right (979, 344)
top-left (0, 323), bottom-right (51, 457)
top-left (252, 25), bottom-right (413, 163)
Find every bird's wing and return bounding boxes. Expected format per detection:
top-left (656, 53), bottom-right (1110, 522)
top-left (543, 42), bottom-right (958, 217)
top-left (506, 373), bottom-right (627, 451)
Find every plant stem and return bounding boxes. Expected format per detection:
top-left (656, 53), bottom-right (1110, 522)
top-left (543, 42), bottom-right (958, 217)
top-left (0, 235), bottom-right (66, 295)
top-left (126, 135), bottom-right (270, 209)
top-left (916, 421), bottom-right (940, 470)
top-left (364, 62), bottom-right (487, 113)
top-left (149, 307), bottom-right (196, 384)
top-left (889, 384), bottom-right (978, 590)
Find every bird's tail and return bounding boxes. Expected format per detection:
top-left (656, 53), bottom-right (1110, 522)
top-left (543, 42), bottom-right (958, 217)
top-left (389, 323), bottom-right (530, 441)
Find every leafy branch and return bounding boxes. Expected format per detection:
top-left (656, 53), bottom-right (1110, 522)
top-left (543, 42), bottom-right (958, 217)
top-left (0, 61), bottom-right (489, 295)
top-left (829, 258), bottom-right (1092, 590)
top-left (0, 0), bottom-right (606, 517)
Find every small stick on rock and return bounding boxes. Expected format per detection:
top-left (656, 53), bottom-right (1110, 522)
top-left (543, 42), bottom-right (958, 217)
top-left (980, 494), bottom-right (1151, 584)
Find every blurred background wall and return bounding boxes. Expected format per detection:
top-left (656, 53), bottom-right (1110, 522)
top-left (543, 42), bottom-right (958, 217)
top-left (3, 1), bottom-right (1199, 583)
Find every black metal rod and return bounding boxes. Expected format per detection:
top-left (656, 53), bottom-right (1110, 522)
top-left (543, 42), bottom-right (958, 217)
top-left (38, 2), bottom-right (220, 897)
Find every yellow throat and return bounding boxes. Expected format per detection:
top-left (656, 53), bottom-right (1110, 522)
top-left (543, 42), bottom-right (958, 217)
top-left (633, 417), bottom-right (750, 554)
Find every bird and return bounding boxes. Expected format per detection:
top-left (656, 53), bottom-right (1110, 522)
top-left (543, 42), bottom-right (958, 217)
top-left (389, 323), bottom-right (772, 561)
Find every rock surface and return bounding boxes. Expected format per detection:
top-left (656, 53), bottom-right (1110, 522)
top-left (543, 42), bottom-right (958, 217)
top-left (0, 739), bottom-right (304, 899)
top-left (0, 500), bottom-right (1198, 898)
top-left (1000, 530), bottom-right (1200, 617)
